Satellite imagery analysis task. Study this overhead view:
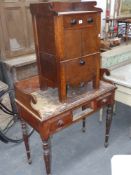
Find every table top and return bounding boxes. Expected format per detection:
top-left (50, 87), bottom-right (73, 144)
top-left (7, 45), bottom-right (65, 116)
top-left (105, 63), bottom-right (131, 88)
top-left (57, 11), bottom-right (97, 15)
top-left (104, 17), bottom-right (131, 22)
top-left (15, 77), bottom-right (115, 121)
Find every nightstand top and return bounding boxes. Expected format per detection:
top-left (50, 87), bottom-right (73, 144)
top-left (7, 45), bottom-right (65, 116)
top-left (30, 2), bottom-right (102, 16)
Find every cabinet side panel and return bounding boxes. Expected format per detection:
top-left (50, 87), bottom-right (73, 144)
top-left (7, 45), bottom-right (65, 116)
top-left (36, 15), bottom-right (56, 54)
top-left (39, 53), bottom-right (57, 83)
top-left (32, 14), bottom-right (57, 87)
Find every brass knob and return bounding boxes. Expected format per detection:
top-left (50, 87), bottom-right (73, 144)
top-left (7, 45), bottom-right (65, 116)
top-left (87, 18), bottom-right (93, 24)
top-left (102, 99), bottom-right (107, 103)
top-left (79, 59), bottom-right (85, 65)
top-left (70, 19), bottom-right (77, 25)
top-left (57, 120), bottom-right (64, 127)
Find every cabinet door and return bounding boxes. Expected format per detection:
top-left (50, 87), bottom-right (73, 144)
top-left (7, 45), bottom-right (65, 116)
top-left (81, 26), bottom-right (100, 56)
top-left (63, 29), bottom-right (81, 60)
top-left (0, 2), bottom-right (35, 59)
top-left (63, 53), bottom-right (100, 86)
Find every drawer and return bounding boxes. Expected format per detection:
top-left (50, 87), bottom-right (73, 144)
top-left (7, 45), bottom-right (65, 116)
top-left (49, 111), bottom-right (72, 133)
top-left (62, 54), bottom-right (100, 86)
top-left (63, 13), bottom-right (97, 28)
top-left (95, 93), bottom-right (113, 109)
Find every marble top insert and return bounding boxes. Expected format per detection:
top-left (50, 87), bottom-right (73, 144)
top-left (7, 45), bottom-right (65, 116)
top-left (29, 81), bottom-right (115, 120)
top-left (105, 63), bottom-right (131, 88)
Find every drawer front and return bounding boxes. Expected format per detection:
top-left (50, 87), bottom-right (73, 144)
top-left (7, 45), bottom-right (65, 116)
top-left (63, 54), bottom-right (100, 86)
top-left (95, 93), bottom-right (114, 109)
top-left (63, 13), bottom-right (97, 28)
top-left (49, 112), bottom-right (72, 133)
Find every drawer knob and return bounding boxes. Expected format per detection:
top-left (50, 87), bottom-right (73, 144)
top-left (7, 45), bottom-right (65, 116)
top-left (87, 18), bottom-right (93, 24)
top-left (79, 59), bottom-right (85, 65)
top-left (57, 119), bottom-right (64, 127)
top-left (70, 19), bottom-right (77, 25)
top-left (102, 99), bottom-right (107, 103)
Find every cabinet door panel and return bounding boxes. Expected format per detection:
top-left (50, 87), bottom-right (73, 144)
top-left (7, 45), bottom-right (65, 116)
top-left (0, 2), bottom-right (36, 59)
top-left (25, 6), bottom-right (35, 50)
top-left (81, 27), bottom-right (99, 56)
top-left (63, 29), bottom-right (81, 60)
top-left (2, 6), bottom-right (26, 55)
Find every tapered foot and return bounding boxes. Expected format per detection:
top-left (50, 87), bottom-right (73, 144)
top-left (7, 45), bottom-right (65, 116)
top-left (82, 118), bottom-right (86, 133)
top-left (104, 104), bottom-right (113, 148)
top-left (28, 158), bottom-right (32, 164)
top-left (104, 141), bottom-right (109, 148)
top-left (21, 119), bottom-right (32, 164)
top-left (42, 139), bottom-right (51, 175)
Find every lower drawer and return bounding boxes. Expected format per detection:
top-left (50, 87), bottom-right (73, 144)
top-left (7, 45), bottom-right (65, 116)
top-left (95, 92), bottom-right (113, 109)
top-left (49, 111), bottom-right (72, 134)
top-left (62, 54), bottom-right (100, 86)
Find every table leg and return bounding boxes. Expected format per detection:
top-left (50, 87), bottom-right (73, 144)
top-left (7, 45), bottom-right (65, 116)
top-left (125, 22), bottom-right (128, 43)
top-left (99, 103), bottom-right (116, 122)
top-left (21, 119), bottom-right (32, 164)
top-left (113, 102), bottom-right (116, 115)
top-left (82, 118), bottom-right (86, 132)
top-left (99, 108), bottom-right (103, 122)
top-left (42, 139), bottom-right (51, 175)
top-left (104, 104), bottom-right (113, 148)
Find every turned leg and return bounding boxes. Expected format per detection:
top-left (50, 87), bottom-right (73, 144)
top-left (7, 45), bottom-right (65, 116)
top-left (113, 102), bottom-right (116, 115)
top-left (82, 118), bottom-right (86, 132)
top-left (104, 104), bottom-right (113, 148)
top-left (99, 108), bottom-right (103, 122)
top-left (21, 119), bottom-right (32, 164)
top-left (42, 139), bottom-right (51, 175)
top-left (99, 104), bottom-right (115, 122)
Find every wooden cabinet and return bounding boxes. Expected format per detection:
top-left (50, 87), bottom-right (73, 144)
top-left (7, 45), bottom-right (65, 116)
top-left (0, 1), bottom-right (36, 59)
top-left (30, 1), bottom-right (102, 102)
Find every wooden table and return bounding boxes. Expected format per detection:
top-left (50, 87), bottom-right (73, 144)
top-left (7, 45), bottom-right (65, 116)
top-left (104, 17), bottom-right (131, 40)
top-left (104, 62), bottom-right (131, 107)
top-left (99, 61), bottom-right (131, 122)
top-left (15, 76), bottom-right (116, 175)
